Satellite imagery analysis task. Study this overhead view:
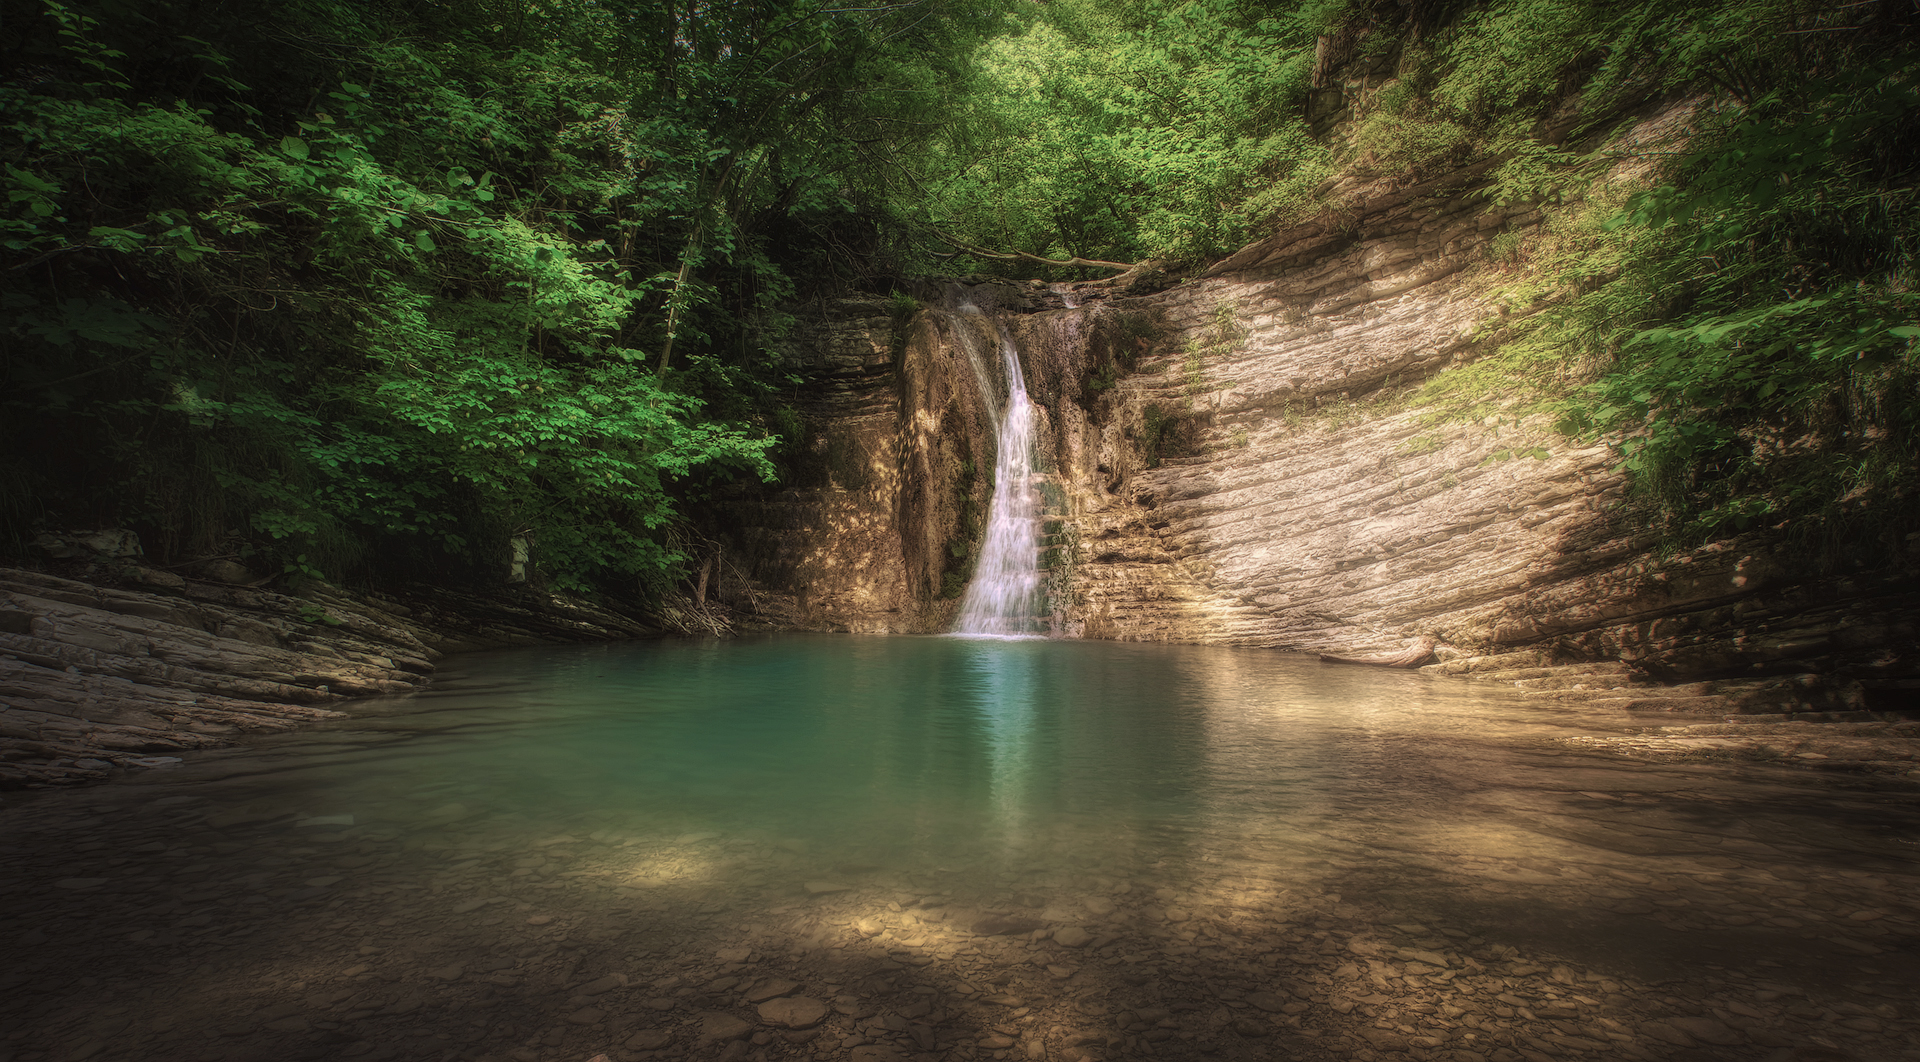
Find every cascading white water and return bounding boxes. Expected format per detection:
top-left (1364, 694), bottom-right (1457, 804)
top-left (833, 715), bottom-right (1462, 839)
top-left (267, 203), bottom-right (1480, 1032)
top-left (954, 324), bottom-right (1043, 636)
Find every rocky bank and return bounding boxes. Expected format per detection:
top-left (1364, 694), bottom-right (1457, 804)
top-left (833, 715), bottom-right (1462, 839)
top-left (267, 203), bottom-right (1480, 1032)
top-left (0, 553), bottom-right (659, 789)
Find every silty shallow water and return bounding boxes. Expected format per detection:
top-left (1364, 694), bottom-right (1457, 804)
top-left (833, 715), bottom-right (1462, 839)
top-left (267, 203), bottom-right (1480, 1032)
top-left (2, 634), bottom-right (1916, 1062)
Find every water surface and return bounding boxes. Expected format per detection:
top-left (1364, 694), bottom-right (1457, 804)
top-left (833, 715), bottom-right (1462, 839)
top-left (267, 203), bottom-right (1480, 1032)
top-left (4, 635), bottom-right (1917, 1062)
top-left (109, 633), bottom-right (1920, 966)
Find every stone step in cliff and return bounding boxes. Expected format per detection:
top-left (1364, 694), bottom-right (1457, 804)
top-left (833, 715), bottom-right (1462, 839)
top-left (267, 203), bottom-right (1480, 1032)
top-left (1422, 652), bottom-right (1891, 717)
top-left (1568, 719), bottom-right (1920, 778)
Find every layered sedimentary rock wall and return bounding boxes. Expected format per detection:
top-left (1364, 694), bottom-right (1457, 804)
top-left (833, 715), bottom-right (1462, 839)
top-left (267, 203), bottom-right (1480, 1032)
top-left (716, 118), bottom-right (1920, 712)
top-left (0, 564), bottom-right (657, 787)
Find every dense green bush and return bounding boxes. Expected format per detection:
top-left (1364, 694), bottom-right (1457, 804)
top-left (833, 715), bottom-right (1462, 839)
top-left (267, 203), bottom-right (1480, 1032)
top-left (1559, 61), bottom-right (1920, 553)
top-left (923, 0), bottom-right (1345, 269)
top-left (1, 0), bottom-right (991, 593)
top-left (1379, 0), bottom-right (1920, 559)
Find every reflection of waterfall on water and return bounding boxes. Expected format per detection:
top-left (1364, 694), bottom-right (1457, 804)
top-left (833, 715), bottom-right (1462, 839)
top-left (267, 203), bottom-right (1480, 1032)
top-left (959, 639), bottom-right (1040, 837)
top-left (954, 314), bottom-right (1043, 636)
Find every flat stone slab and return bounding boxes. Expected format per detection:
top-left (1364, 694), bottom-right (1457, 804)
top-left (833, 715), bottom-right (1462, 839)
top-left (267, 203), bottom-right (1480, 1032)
top-left (624, 1030), bottom-right (671, 1051)
top-left (757, 996), bottom-right (829, 1028)
top-left (1244, 991), bottom-right (1288, 1012)
top-left (699, 1012), bottom-right (753, 1044)
top-left (1668, 1016), bottom-right (1742, 1045)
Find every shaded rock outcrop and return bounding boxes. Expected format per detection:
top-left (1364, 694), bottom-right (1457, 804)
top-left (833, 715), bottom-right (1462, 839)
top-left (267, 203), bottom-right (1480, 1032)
top-left (0, 567), bottom-right (657, 788)
top-left (711, 295), bottom-right (946, 634)
top-left (714, 292), bottom-right (1032, 634)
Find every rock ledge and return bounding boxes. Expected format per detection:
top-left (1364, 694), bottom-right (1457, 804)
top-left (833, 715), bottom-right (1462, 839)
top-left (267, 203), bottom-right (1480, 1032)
top-left (0, 566), bottom-right (655, 788)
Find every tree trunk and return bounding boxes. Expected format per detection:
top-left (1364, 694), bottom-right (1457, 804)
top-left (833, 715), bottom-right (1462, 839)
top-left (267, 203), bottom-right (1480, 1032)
top-left (655, 230), bottom-right (700, 376)
top-left (693, 552), bottom-right (714, 608)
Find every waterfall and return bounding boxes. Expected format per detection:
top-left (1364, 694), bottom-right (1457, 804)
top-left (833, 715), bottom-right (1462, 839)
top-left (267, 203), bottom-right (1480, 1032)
top-left (954, 320), bottom-right (1043, 637)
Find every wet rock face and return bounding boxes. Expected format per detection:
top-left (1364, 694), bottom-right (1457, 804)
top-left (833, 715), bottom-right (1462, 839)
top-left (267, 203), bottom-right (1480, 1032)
top-left (725, 148), bottom-right (1920, 697)
top-left (712, 296), bottom-right (921, 634)
top-left (715, 297), bottom-right (1007, 636)
top-left (1038, 206), bottom-right (1920, 692)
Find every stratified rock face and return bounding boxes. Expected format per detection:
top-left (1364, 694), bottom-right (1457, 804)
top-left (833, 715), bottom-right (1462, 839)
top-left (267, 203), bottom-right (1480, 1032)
top-left (0, 568), bottom-right (658, 788)
top-left (716, 292), bottom-right (1030, 635)
top-left (718, 144), bottom-right (1919, 701)
top-left (713, 296), bottom-right (951, 634)
top-left (1025, 166), bottom-right (1920, 693)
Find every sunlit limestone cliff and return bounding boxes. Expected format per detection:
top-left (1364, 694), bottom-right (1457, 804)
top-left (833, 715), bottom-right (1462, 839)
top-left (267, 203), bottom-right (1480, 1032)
top-left (715, 104), bottom-right (1919, 715)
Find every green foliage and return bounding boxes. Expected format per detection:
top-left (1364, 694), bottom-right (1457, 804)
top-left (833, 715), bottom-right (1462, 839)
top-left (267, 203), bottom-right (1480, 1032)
top-left (926, 0), bottom-right (1894, 268)
top-left (1350, 110), bottom-right (1473, 179)
top-left (1139, 401), bottom-right (1199, 468)
top-left (886, 290), bottom-right (920, 360)
top-left (1478, 446), bottom-right (1551, 468)
top-left (1544, 58), bottom-right (1920, 551)
top-left (1182, 341), bottom-right (1210, 397)
top-left (940, 457), bottom-right (979, 598)
top-left (1352, 2), bottom-right (1920, 560)
top-left (1080, 309), bottom-right (1156, 397)
top-left (1178, 301), bottom-right (1243, 400)
top-left (5, 0), bottom-right (1916, 594)
top-left (925, 0), bottom-right (1339, 268)
top-left (0, 0), bottom-right (995, 593)
top-left (296, 599), bottom-right (342, 627)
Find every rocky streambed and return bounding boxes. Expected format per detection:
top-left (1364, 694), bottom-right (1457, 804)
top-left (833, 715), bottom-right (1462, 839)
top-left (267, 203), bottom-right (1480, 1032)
top-left (3, 750), bottom-right (1918, 1062)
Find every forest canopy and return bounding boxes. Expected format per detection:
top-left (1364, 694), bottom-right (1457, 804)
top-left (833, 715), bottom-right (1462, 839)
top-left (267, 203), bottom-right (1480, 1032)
top-left (0, 0), bottom-right (1000, 592)
top-left (3, 0), bottom-right (1916, 595)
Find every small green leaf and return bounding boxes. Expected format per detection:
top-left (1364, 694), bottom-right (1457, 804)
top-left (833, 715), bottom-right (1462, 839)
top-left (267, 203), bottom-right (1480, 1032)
top-left (1889, 325), bottom-right (1920, 339)
top-left (280, 136), bottom-right (310, 160)
top-left (6, 165), bottom-right (62, 194)
top-left (414, 231), bottom-right (436, 252)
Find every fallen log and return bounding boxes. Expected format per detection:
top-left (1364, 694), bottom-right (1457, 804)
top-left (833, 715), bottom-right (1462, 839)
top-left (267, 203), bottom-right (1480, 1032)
top-left (1318, 635), bottom-right (1437, 669)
